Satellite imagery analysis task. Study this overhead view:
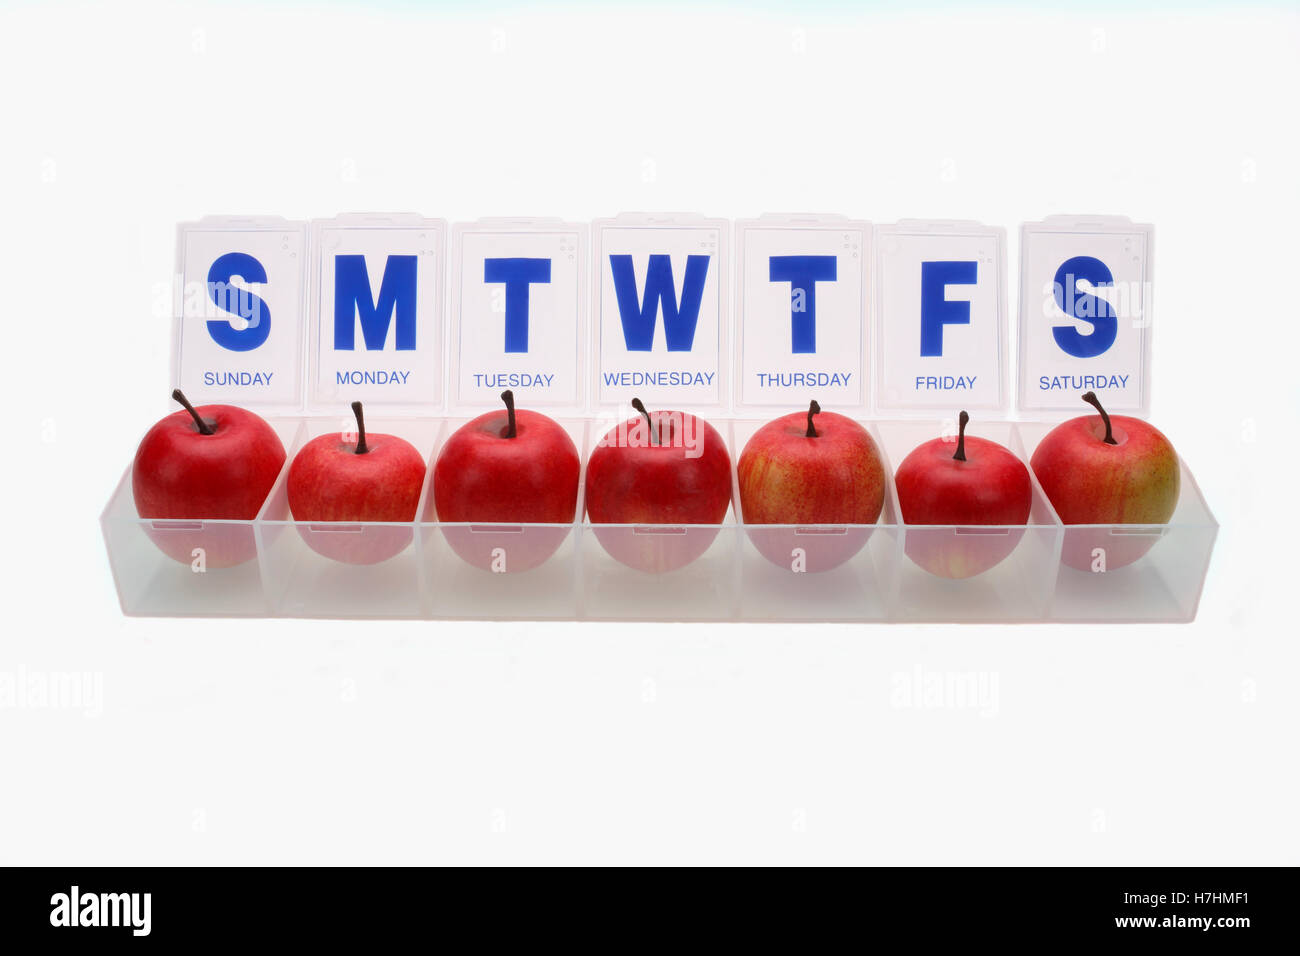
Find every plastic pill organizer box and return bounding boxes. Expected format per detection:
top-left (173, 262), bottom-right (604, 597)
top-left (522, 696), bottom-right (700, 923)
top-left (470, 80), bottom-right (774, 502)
top-left (100, 213), bottom-right (1217, 622)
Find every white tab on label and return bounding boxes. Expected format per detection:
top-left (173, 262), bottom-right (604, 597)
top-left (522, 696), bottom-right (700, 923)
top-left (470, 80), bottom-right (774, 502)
top-left (451, 220), bottom-right (586, 411)
top-left (735, 216), bottom-right (869, 412)
top-left (174, 217), bottom-right (308, 409)
top-left (1018, 216), bottom-right (1152, 416)
top-left (593, 214), bottom-right (726, 409)
top-left (874, 220), bottom-right (1006, 413)
top-left (309, 214), bottom-right (447, 411)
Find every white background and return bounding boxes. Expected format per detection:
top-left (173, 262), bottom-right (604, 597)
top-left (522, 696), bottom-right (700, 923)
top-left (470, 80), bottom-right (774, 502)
top-left (1, 1), bottom-right (1296, 865)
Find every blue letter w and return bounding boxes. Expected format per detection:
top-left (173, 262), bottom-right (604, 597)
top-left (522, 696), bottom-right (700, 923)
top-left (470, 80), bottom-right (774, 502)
top-left (609, 254), bottom-right (710, 352)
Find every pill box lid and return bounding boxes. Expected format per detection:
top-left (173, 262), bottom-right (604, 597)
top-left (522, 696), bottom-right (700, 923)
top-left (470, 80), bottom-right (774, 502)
top-left (873, 219), bottom-right (1010, 420)
top-left (590, 212), bottom-right (730, 417)
top-left (305, 212), bottom-right (448, 416)
top-left (1017, 215), bottom-right (1153, 419)
top-left (171, 215), bottom-right (309, 413)
top-left (732, 213), bottom-right (871, 420)
top-left (446, 217), bottom-right (589, 419)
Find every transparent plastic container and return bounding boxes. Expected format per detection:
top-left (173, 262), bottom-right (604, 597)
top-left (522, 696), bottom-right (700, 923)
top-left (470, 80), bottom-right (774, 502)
top-left (578, 417), bottom-right (742, 621)
top-left (419, 417), bottom-right (587, 620)
top-left (731, 418), bottom-right (900, 622)
top-left (1016, 421), bottom-right (1218, 623)
top-left (876, 420), bottom-right (1063, 622)
top-left (257, 416), bottom-right (442, 618)
top-left (101, 211), bottom-right (1217, 623)
top-left (99, 418), bottom-right (302, 617)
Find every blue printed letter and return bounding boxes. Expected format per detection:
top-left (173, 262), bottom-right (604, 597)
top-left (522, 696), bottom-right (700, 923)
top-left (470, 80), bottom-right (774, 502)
top-left (1052, 255), bottom-right (1117, 358)
top-left (769, 255), bottom-right (837, 354)
top-left (609, 254), bottom-right (710, 352)
top-left (920, 260), bottom-right (977, 357)
top-left (334, 254), bottom-right (418, 351)
top-left (206, 252), bottom-right (270, 352)
top-left (484, 257), bottom-right (551, 353)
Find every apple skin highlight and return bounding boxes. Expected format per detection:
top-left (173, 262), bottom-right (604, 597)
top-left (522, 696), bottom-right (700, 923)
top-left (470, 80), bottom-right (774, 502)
top-left (1031, 405), bottom-right (1180, 571)
top-left (737, 407), bottom-right (885, 573)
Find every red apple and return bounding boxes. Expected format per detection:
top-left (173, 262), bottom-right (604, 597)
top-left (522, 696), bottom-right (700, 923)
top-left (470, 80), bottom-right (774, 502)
top-left (432, 390), bottom-right (580, 572)
top-left (132, 389), bottom-right (286, 568)
top-left (1030, 391), bottom-right (1180, 571)
top-left (894, 411), bottom-right (1033, 578)
top-left (585, 398), bottom-right (732, 573)
top-left (737, 401), bottom-right (885, 572)
top-left (286, 402), bottom-right (426, 565)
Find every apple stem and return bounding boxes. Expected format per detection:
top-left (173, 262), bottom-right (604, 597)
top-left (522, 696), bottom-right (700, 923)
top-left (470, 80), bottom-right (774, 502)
top-left (350, 401), bottom-right (369, 454)
top-left (500, 389), bottom-right (517, 439)
top-left (805, 400), bottom-right (821, 438)
top-left (171, 388), bottom-right (215, 435)
top-left (1081, 391), bottom-right (1118, 445)
top-left (631, 397), bottom-right (657, 446)
top-left (953, 410), bottom-right (969, 462)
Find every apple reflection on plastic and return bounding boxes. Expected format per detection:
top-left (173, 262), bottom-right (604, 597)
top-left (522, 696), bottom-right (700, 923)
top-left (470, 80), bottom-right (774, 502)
top-left (293, 522), bottom-right (414, 565)
top-left (902, 525), bottom-right (1026, 579)
top-left (745, 525), bottom-right (873, 573)
top-left (1060, 526), bottom-right (1163, 572)
top-left (591, 523), bottom-right (723, 574)
top-left (142, 520), bottom-right (260, 570)
top-left (439, 524), bottom-right (571, 573)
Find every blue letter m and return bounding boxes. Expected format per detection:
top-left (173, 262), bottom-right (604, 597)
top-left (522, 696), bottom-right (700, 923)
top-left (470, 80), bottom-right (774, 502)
top-left (334, 254), bottom-right (418, 351)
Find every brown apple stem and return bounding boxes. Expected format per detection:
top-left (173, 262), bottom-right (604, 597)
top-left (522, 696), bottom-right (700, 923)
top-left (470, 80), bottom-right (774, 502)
top-left (631, 397), bottom-right (658, 446)
top-left (952, 410), bottom-right (970, 462)
top-left (350, 400), bottom-right (369, 454)
top-left (500, 389), bottom-right (518, 439)
top-left (805, 400), bottom-right (821, 438)
top-left (1081, 391), bottom-right (1118, 445)
top-left (171, 388), bottom-right (215, 435)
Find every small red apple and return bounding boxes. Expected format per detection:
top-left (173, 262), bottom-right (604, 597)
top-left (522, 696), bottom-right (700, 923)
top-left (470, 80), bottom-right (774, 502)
top-left (287, 401), bottom-right (426, 565)
top-left (585, 398), bottom-right (732, 573)
top-left (1030, 391), bottom-right (1180, 571)
top-left (433, 390), bottom-right (580, 572)
top-left (737, 401), bottom-right (885, 572)
top-left (132, 389), bottom-right (286, 568)
top-left (894, 411), bottom-right (1032, 578)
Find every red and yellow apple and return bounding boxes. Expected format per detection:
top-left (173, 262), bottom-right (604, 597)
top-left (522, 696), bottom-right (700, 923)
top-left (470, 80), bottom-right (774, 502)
top-left (737, 401), bottom-right (885, 572)
top-left (1030, 391), bottom-right (1180, 571)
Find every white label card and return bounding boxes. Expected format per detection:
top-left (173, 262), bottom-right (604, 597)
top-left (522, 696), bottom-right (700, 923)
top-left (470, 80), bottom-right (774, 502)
top-left (454, 226), bottom-right (584, 409)
top-left (595, 224), bottom-right (724, 408)
top-left (736, 222), bottom-right (867, 410)
top-left (876, 225), bottom-right (1005, 411)
top-left (311, 221), bottom-right (445, 409)
top-left (175, 223), bottom-right (307, 407)
top-left (1018, 219), bottom-right (1151, 414)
